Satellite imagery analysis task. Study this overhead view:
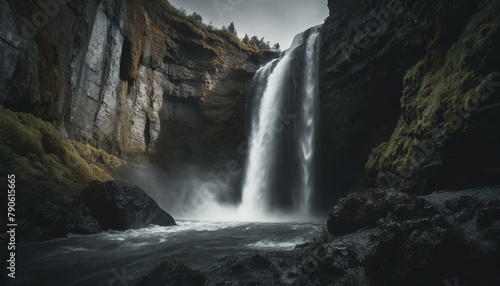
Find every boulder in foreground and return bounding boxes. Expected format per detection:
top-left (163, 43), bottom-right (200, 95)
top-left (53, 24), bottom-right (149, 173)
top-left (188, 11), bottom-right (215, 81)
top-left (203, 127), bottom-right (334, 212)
top-left (80, 180), bottom-right (175, 230)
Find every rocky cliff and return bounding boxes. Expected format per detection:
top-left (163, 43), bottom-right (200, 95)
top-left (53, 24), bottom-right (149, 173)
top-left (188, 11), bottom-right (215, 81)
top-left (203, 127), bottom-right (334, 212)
top-left (316, 0), bottom-right (500, 212)
top-left (0, 0), bottom-right (275, 240)
top-left (0, 0), bottom-right (274, 173)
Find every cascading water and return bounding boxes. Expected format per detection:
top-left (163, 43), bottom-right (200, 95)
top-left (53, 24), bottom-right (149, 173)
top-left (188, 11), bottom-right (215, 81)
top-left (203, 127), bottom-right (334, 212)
top-left (238, 59), bottom-right (281, 219)
top-left (239, 26), bottom-right (321, 219)
top-left (298, 30), bottom-right (320, 214)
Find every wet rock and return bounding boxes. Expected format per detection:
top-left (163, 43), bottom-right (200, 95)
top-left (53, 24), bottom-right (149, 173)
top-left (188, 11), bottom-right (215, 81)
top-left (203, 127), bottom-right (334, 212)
top-left (14, 188), bottom-right (101, 241)
top-left (365, 2), bottom-right (500, 193)
top-left (316, 0), bottom-right (500, 213)
top-left (315, 0), bottom-right (458, 209)
top-left (35, 195), bottom-right (101, 237)
top-left (137, 261), bottom-right (206, 286)
top-left (327, 190), bottom-right (435, 236)
top-left (361, 187), bottom-right (500, 285)
top-left (251, 254), bottom-right (271, 269)
top-left (140, 187), bottom-right (500, 285)
top-left (294, 242), bottom-right (311, 249)
top-left (477, 202), bottom-right (500, 228)
top-left (204, 254), bottom-right (281, 285)
top-left (80, 180), bottom-right (175, 230)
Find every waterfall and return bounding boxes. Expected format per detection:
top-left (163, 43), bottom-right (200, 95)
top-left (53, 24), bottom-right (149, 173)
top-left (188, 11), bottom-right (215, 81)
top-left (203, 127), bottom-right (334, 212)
top-left (298, 29), bottom-right (320, 214)
top-left (239, 26), bottom-right (321, 219)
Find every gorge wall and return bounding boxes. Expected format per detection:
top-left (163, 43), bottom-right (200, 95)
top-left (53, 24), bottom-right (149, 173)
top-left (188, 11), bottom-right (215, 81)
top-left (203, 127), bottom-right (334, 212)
top-left (1, 0), bottom-right (499, 219)
top-left (0, 0), bottom-right (274, 177)
top-left (315, 0), bottom-right (500, 213)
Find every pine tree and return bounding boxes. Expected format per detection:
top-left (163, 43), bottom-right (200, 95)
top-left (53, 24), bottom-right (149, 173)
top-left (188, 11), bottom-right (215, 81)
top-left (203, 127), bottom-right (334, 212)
top-left (273, 43), bottom-right (281, 51)
top-left (249, 35), bottom-right (260, 48)
top-left (191, 12), bottom-right (203, 23)
top-left (178, 7), bottom-right (187, 16)
top-left (243, 34), bottom-right (250, 44)
top-left (228, 22), bottom-right (237, 35)
top-left (259, 37), bottom-right (270, 50)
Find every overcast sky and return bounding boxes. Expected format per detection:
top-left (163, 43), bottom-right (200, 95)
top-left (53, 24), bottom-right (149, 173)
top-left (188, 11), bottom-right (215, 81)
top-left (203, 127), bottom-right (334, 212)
top-left (168, 0), bottom-right (329, 49)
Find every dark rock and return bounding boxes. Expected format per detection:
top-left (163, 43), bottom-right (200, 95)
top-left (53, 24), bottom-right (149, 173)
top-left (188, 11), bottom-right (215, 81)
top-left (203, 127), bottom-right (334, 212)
top-left (445, 195), bottom-right (479, 212)
top-left (80, 180), bottom-right (175, 230)
top-left (327, 190), bottom-right (435, 236)
top-left (14, 180), bottom-right (175, 241)
top-left (35, 195), bottom-right (101, 237)
top-left (327, 193), bottom-right (370, 236)
top-left (316, 0), bottom-right (500, 213)
top-left (294, 242), bottom-right (311, 249)
top-left (251, 254), bottom-right (271, 269)
top-left (137, 261), bottom-right (206, 286)
top-left (204, 253), bottom-right (282, 285)
top-left (315, 0), bottom-right (458, 210)
top-left (361, 187), bottom-right (500, 285)
top-left (230, 263), bottom-right (246, 274)
top-left (139, 188), bottom-right (499, 286)
top-left (477, 203), bottom-right (500, 229)
top-left (15, 188), bottom-right (101, 241)
top-left (364, 2), bottom-right (500, 193)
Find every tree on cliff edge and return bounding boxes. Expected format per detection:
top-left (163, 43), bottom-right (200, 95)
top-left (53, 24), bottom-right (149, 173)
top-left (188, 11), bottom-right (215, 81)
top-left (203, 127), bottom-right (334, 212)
top-left (228, 22), bottom-right (237, 35)
top-left (273, 43), bottom-right (281, 51)
top-left (190, 12), bottom-right (203, 23)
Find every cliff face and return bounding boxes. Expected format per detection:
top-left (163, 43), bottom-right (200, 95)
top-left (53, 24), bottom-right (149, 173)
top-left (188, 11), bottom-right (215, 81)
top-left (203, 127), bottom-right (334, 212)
top-left (316, 0), bottom-right (500, 211)
top-left (0, 0), bottom-right (273, 171)
top-left (366, 2), bottom-right (500, 193)
top-left (2, 0), bottom-right (498, 215)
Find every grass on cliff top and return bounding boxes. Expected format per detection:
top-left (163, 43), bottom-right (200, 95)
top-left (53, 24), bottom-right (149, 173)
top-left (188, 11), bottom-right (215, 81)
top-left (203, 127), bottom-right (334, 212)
top-left (366, 2), bottom-right (500, 185)
top-left (0, 106), bottom-right (123, 194)
top-left (143, 0), bottom-right (266, 55)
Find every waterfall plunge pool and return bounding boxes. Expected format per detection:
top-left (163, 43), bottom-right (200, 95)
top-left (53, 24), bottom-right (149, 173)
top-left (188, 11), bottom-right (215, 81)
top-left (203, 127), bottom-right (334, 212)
top-left (13, 220), bottom-right (323, 285)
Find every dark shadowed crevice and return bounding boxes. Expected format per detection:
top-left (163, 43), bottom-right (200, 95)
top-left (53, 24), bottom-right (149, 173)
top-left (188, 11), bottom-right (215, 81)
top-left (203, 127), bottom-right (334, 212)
top-left (144, 113), bottom-right (152, 146)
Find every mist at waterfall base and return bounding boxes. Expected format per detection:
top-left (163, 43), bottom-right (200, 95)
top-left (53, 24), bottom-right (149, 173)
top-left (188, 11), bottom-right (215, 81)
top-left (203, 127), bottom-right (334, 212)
top-left (125, 26), bottom-right (323, 223)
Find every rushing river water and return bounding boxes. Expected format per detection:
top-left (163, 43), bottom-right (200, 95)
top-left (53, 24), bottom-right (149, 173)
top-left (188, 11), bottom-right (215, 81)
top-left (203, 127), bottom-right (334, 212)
top-left (14, 220), bottom-right (322, 285)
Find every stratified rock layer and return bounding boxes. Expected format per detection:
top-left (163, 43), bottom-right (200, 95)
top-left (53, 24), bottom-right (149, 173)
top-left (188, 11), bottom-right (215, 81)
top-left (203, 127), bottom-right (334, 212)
top-left (0, 0), bottom-right (275, 172)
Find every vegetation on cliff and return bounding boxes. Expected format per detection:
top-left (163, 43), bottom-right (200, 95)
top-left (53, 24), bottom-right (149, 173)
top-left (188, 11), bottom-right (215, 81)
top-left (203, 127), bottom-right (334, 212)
top-left (121, 0), bottom-right (253, 79)
top-left (366, 2), bottom-right (500, 191)
top-left (0, 106), bottom-right (122, 193)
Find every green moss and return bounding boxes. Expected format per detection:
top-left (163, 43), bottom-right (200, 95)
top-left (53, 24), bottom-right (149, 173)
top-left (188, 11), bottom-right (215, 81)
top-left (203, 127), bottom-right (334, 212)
top-left (0, 106), bottom-right (123, 194)
top-left (366, 3), bottom-right (500, 188)
top-left (71, 141), bottom-right (123, 171)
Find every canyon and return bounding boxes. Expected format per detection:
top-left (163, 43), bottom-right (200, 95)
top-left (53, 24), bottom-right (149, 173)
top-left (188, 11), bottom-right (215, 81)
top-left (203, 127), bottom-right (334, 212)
top-left (0, 0), bottom-right (499, 285)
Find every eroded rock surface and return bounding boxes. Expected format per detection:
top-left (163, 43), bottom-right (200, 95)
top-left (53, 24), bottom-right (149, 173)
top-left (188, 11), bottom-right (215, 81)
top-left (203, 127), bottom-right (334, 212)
top-left (0, 0), bottom-right (276, 172)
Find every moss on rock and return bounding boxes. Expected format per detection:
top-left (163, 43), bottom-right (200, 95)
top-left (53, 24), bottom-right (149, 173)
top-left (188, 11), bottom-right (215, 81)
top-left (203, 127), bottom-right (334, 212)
top-left (366, 2), bottom-right (500, 190)
top-left (0, 106), bottom-right (123, 193)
